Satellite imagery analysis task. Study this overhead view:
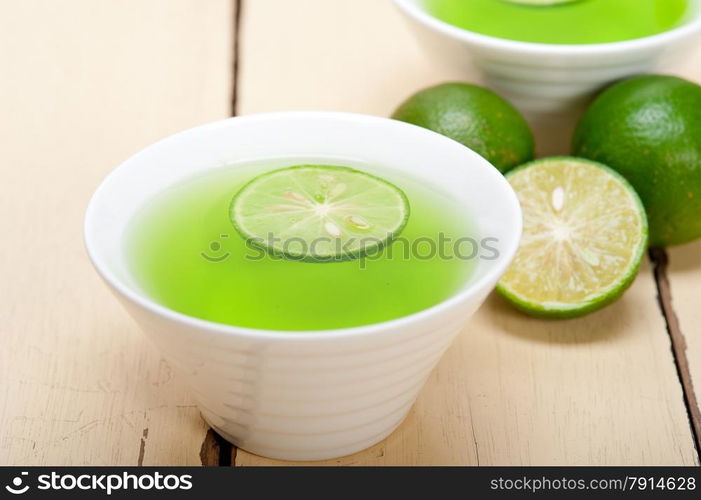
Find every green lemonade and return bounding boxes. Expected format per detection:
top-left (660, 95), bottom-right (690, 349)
top-left (423, 0), bottom-right (691, 44)
top-left (125, 160), bottom-right (477, 331)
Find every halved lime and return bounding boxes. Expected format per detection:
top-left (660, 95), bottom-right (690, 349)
top-left (497, 157), bottom-right (648, 318)
top-left (230, 165), bottom-right (410, 261)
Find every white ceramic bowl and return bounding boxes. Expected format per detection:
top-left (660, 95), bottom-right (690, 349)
top-left (395, 0), bottom-right (701, 113)
top-left (84, 112), bottom-right (521, 461)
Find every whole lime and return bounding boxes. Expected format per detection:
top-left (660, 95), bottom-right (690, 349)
top-left (573, 75), bottom-right (701, 247)
top-left (392, 83), bottom-right (534, 173)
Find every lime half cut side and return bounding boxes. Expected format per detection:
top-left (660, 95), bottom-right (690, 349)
top-left (497, 157), bottom-right (648, 318)
top-left (231, 165), bottom-right (410, 261)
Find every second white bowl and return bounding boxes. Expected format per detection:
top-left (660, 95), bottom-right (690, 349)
top-left (395, 0), bottom-right (701, 113)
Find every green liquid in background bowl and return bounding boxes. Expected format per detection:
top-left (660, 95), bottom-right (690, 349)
top-left (423, 0), bottom-right (691, 44)
top-left (125, 160), bottom-right (477, 331)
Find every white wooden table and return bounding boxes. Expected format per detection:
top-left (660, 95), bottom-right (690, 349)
top-left (1, 0), bottom-right (699, 466)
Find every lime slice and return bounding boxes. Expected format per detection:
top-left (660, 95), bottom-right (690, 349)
top-left (231, 165), bottom-right (410, 261)
top-left (497, 157), bottom-right (648, 318)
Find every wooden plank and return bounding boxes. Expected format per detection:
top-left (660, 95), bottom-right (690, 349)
top-left (235, 0), bottom-right (698, 465)
top-left (661, 48), bottom-right (701, 454)
top-left (653, 247), bottom-right (701, 454)
top-left (0, 0), bottom-right (232, 465)
top-left (665, 238), bottom-right (701, 452)
top-left (237, 0), bottom-right (466, 116)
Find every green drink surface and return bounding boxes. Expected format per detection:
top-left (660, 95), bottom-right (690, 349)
top-left (423, 0), bottom-right (691, 44)
top-left (125, 160), bottom-right (477, 331)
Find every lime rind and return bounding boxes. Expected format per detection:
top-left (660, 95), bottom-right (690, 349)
top-left (497, 156), bottom-right (648, 319)
top-left (230, 165), bottom-right (410, 262)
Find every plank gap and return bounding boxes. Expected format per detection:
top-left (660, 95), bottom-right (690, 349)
top-left (198, 0), bottom-right (243, 468)
top-left (231, 0), bottom-right (244, 116)
top-left (194, 0), bottom-right (246, 467)
top-left (199, 428), bottom-right (234, 466)
top-left (218, 435), bottom-right (234, 466)
top-left (223, 0), bottom-right (244, 466)
top-left (650, 247), bottom-right (701, 459)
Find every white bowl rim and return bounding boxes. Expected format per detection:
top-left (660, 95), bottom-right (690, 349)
top-left (394, 0), bottom-right (701, 55)
top-left (84, 111), bottom-right (522, 341)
